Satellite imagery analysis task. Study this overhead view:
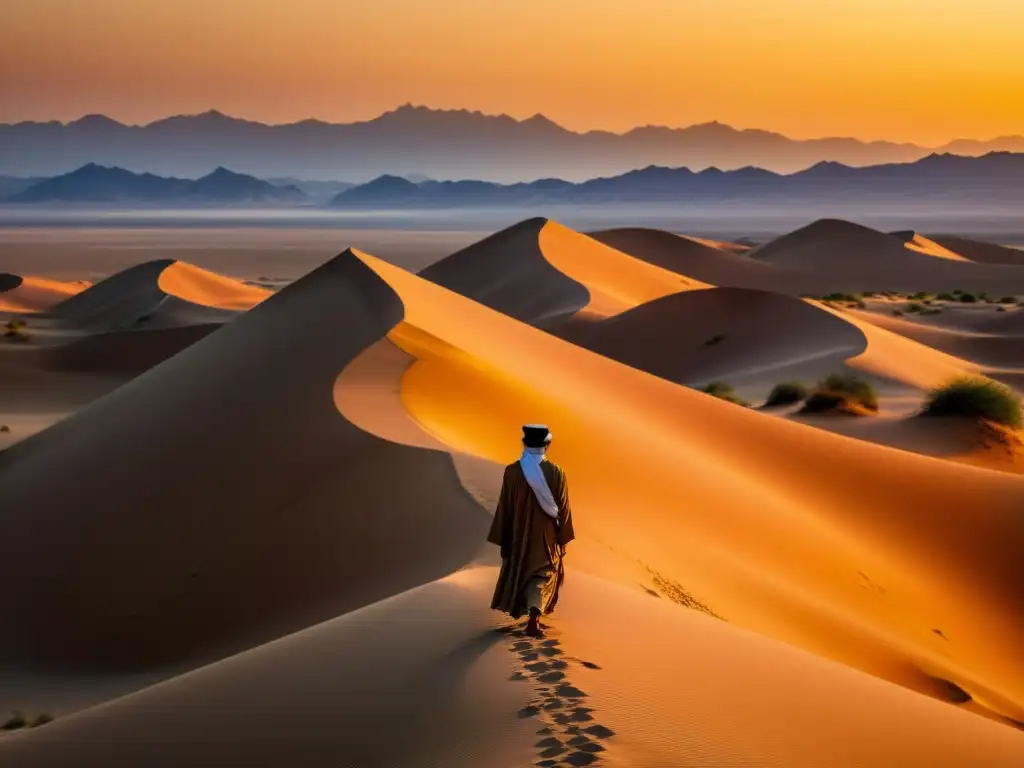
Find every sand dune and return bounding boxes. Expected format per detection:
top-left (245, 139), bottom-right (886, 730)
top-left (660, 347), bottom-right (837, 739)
top-left (48, 259), bottom-right (269, 331)
top-left (891, 231), bottom-right (972, 261)
top-left (753, 220), bottom-right (956, 270)
top-left (422, 217), bottom-right (707, 324)
top-left (589, 227), bottom-right (796, 291)
top-left (792, 413), bottom-right (1024, 476)
top-left (929, 236), bottom-right (1024, 266)
top-left (746, 219), bottom-right (1024, 294)
top-left (4, 568), bottom-right (1022, 768)
top-left (560, 287), bottom-right (866, 390)
top-left (350, 250), bottom-right (1024, 723)
top-left (0, 253), bottom-right (487, 672)
top-left (3, 225), bottom-right (1024, 764)
top-left (0, 274), bottom-right (87, 313)
top-left (850, 308), bottom-right (1024, 372)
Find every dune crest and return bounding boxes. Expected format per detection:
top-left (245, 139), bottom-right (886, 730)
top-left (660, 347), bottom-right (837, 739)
top-left (895, 232), bottom-right (972, 261)
top-left (0, 274), bottom-right (88, 313)
top-left (422, 218), bottom-right (707, 324)
top-left (347, 250), bottom-right (1024, 723)
top-left (48, 259), bottom-right (269, 330)
top-left (0, 250), bottom-right (486, 673)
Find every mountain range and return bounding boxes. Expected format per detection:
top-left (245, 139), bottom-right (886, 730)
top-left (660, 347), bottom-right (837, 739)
top-left (2, 105), bottom-right (1023, 183)
top-left (3, 152), bottom-right (1022, 209)
top-left (6, 164), bottom-right (306, 204)
top-left (329, 151), bottom-right (1024, 208)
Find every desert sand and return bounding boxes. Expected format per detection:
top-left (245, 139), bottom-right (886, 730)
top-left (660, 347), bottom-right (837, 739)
top-left (1, 218), bottom-right (1023, 766)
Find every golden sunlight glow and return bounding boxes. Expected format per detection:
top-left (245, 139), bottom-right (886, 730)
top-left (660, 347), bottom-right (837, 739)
top-left (2, 0), bottom-right (1023, 143)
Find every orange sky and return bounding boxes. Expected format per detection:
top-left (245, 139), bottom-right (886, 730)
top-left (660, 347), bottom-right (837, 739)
top-left (2, 0), bottom-right (1023, 144)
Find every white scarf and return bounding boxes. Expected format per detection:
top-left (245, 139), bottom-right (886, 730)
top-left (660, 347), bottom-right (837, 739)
top-left (519, 446), bottom-right (560, 521)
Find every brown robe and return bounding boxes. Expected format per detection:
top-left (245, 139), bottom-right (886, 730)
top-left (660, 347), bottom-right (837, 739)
top-left (487, 459), bottom-right (575, 618)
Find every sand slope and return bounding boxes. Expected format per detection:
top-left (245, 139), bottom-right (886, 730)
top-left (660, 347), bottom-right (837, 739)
top-left (0, 253), bottom-right (487, 671)
top-left (850, 308), bottom-right (1024, 372)
top-left (4, 568), bottom-right (1022, 768)
top-left (47, 259), bottom-right (269, 331)
top-left (590, 227), bottom-right (795, 291)
top-left (347, 250), bottom-right (1024, 722)
top-left (0, 274), bottom-right (87, 313)
top-left (422, 218), bottom-right (707, 323)
top-left (929, 235), bottom-right (1024, 266)
top-left (747, 219), bottom-right (1024, 294)
top-left (561, 287), bottom-right (866, 388)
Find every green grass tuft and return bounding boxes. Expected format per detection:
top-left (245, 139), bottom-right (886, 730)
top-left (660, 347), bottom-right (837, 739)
top-left (922, 378), bottom-right (1022, 428)
top-left (763, 381), bottom-right (809, 408)
top-left (801, 374), bottom-right (878, 415)
top-left (699, 381), bottom-right (749, 407)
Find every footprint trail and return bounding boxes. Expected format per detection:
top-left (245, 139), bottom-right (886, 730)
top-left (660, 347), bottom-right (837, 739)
top-left (497, 624), bottom-right (615, 767)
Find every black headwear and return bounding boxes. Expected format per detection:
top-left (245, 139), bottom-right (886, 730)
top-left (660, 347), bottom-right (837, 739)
top-left (522, 424), bottom-right (553, 448)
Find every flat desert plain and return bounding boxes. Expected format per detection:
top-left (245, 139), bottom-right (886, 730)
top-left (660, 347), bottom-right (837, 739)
top-left (1, 220), bottom-right (1023, 767)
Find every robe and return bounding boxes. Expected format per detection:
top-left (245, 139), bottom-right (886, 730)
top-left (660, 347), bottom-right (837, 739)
top-left (487, 459), bottom-right (575, 618)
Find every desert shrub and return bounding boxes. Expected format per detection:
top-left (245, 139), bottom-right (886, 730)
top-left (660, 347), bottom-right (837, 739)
top-left (952, 289), bottom-right (964, 295)
top-left (822, 292), bottom-right (859, 303)
top-left (999, 296), bottom-right (1017, 304)
top-left (854, 300), bottom-right (867, 309)
top-left (2, 711), bottom-right (26, 731)
top-left (997, 306), bottom-right (1007, 312)
top-left (936, 293), bottom-right (956, 301)
top-left (0, 425), bottom-right (9, 433)
top-left (801, 373), bottom-right (878, 415)
top-left (906, 302), bottom-right (925, 313)
top-left (3, 326), bottom-right (30, 342)
top-left (861, 291), bottom-right (877, 298)
top-left (922, 378), bottom-right (1022, 428)
top-left (908, 291), bottom-right (929, 300)
top-left (922, 308), bottom-right (943, 315)
top-left (699, 381), bottom-right (749, 407)
top-left (764, 381), bottom-right (809, 408)
top-left (30, 713), bottom-right (53, 728)
top-left (4, 318), bottom-right (25, 331)
top-left (704, 333), bottom-right (725, 346)
top-left (892, 309), bottom-right (904, 316)
top-left (959, 293), bottom-right (978, 303)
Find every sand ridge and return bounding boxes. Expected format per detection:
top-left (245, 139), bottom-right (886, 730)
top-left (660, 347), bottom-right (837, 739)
top-left (422, 218), bottom-right (707, 324)
top-left (3, 222), bottom-right (1024, 763)
top-left (47, 258), bottom-right (269, 331)
top-left (351, 248), bottom-right (1024, 723)
top-left (0, 251), bottom-right (488, 672)
top-left (0, 274), bottom-right (88, 313)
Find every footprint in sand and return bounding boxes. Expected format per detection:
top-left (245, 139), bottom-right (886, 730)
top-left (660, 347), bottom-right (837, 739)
top-left (497, 623), bottom-right (616, 767)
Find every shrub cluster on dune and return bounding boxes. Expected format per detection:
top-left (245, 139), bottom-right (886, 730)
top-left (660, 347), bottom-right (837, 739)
top-left (800, 373), bottom-right (878, 416)
top-left (922, 377), bottom-right (1022, 429)
top-left (699, 380), bottom-right (749, 407)
top-left (763, 381), bottom-right (809, 408)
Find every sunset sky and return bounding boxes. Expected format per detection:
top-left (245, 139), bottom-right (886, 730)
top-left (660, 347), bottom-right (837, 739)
top-left (2, 0), bottom-right (1023, 144)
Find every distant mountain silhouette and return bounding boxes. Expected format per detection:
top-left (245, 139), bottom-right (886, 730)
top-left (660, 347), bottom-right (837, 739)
top-left (2, 105), bottom-right (1021, 182)
top-left (7, 164), bottom-right (307, 204)
top-left (265, 177), bottom-right (355, 204)
top-left (7, 163), bottom-right (303, 204)
top-left (0, 175), bottom-right (42, 199)
top-left (329, 152), bottom-right (1024, 208)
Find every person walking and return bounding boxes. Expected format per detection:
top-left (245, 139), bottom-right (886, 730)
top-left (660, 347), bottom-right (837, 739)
top-left (487, 424), bottom-right (575, 637)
